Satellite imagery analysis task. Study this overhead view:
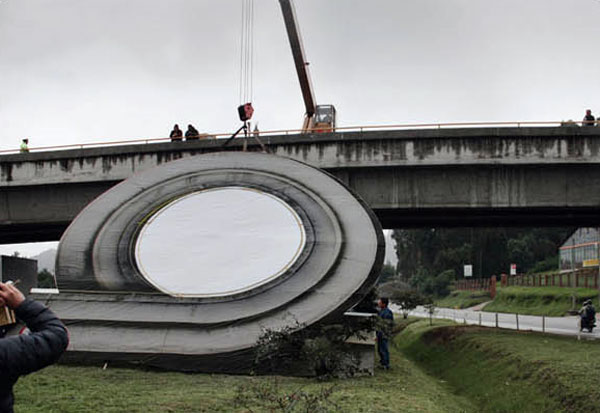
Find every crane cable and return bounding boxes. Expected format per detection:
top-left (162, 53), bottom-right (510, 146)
top-left (239, 0), bottom-right (254, 105)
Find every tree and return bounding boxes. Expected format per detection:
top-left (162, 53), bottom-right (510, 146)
top-left (507, 237), bottom-right (535, 270)
top-left (409, 268), bottom-right (454, 297)
top-left (378, 263), bottom-right (397, 284)
top-left (391, 289), bottom-right (431, 319)
top-left (393, 227), bottom-right (572, 280)
top-left (37, 269), bottom-right (55, 288)
top-left (432, 269), bottom-right (454, 297)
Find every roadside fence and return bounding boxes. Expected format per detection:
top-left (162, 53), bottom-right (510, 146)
top-left (455, 270), bottom-right (600, 293)
top-left (455, 278), bottom-right (491, 291)
top-left (405, 306), bottom-right (599, 339)
top-left (503, 272), bottom-right (599, 289)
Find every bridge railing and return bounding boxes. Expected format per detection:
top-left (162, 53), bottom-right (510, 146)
top-left (1, 120), bottom-right (597, 155)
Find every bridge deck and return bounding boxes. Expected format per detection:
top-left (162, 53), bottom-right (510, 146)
top-left (2, 126), bottom-right (600, 243)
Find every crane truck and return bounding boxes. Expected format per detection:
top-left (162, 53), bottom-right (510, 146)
top-left (279, 0), bottom-right (336, 133)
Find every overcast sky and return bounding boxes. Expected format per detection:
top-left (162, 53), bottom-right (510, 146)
top-left (1, 0), bottom-right (599, 256)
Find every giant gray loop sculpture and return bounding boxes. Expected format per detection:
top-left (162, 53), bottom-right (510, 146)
top-left (49, 152), bottom-right (383, 372)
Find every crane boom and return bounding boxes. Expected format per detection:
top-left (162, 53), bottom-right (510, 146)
top-left (278, 0), bottom-right (317, 118)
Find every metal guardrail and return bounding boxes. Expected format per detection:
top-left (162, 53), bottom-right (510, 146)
top-left (0, 120), bottom-right (598, 155)
top-left (406, 305), bottom-right (599, 339)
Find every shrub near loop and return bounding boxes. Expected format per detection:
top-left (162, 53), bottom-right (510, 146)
top-left (234, 379), bottom-right (338, 413)
top-left (253, 317), bottom-right (377, 379)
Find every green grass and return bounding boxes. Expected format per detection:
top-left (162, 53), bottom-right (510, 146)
top-left (484, 286), bottom-right (599, 316)
top-left (14, 319), bottom-right (600, 412)
top-left (13, 325), bottom-right (474, 413)
top-left (399, 320), bottom-right (600, 413)
top-left (436, 290), bottom-right (491, 309)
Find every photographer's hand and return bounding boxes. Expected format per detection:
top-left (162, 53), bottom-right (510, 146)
top-left (0, 282), bottom-right (25, 309)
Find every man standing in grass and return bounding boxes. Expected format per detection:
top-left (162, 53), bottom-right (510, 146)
top-left (376, 297), bottom-right (394, 370)
top-left (0, 282), bottom-right (69, 413)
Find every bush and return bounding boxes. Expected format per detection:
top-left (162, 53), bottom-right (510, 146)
top-left (38, 269), bottom-right (55, 288)
top-left (527, 255), bottom-right (558, 274)
top-left (433, 270), bottom-right (454, 296)
top-left (378, 280), bottom-right (412, 299)
top-left (234, 379), bottom-right (337, 412)
top-left (253, 317), bottom-right (377, 379)
top-left (410, 268), bottom-right (454, 297)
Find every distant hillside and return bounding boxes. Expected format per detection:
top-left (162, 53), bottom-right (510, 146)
top-left (32, 249), bottom-right (57, 274)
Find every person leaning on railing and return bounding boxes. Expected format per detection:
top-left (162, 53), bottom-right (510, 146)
top-left (0, 282), bottom-right (69, 413)
top-left (583, 109), bottom-right (596, 126)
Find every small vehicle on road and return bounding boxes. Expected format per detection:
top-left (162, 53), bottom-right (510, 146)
top-left (579, 299), bottom-right (596, 333)
top-left (580, 316), bottom-right (596, 333)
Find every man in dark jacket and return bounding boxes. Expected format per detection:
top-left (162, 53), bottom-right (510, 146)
top-left (583, 109), bottom-right (596, 126)
top-left (185, 124), bottom-right (200, 140)
top-left (169, 124), bottom-right (183, 142)
top-left (376, 297), bottom-right (394, 370)
top-left (0, 282), bottom-right (69, 413)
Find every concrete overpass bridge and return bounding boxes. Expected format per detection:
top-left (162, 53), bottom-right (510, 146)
top-left (2, 126), bottom-right (600, 244)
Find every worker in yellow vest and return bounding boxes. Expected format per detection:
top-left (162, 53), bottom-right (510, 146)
top-left (19, 139), bottom-right (29, 153)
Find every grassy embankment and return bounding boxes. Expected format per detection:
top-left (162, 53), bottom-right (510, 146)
top-left (399, 320), bottom-right (600, 413)
top-left (484, 286), bottom-right (599, 316)
top-left (14, 319), bottom-right (474, 413)
top-left (436, 286), bottom-right (599, 316)
top-left (435, 290), bottom-right (491, 309)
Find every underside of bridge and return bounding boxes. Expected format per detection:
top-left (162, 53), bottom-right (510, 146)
top-left (3, 127), bottom-right (600, 244)
top-left (3, 167), bottom-right (600, 243)
top-left (2, 204), bottom-right (600, 244)
top-left (376, 207), bottom-right (600, 228)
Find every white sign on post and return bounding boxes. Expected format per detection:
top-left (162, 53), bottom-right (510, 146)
top-left (510, 263), bottom-right (517, 276)
top-left (464, 264), bottom-right (473, 277)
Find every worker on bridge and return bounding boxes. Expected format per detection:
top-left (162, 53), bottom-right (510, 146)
top-left (583, 109), bottom-right (595, 126)
top-left (169, 124), bottom-right (183, 142)
top-left (19, 139), bottom-right (29, 153)
top-left (185, 124), bottom-right (200, 141)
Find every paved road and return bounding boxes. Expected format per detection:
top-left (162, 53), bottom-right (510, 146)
top-left (390, 304), bottom-right (600, 340)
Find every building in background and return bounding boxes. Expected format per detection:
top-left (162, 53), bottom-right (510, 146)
top-left (559, 228), bottom-right (600, 272)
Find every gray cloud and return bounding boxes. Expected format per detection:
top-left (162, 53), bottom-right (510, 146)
top-left (0, 0), bottom-right (598, 150)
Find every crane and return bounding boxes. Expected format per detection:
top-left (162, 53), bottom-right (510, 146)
top-left (279, 0), bottom-right (336, 133)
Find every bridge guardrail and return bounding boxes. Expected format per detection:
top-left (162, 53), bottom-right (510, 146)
top-left (1, 120), bottom-right (598, 155)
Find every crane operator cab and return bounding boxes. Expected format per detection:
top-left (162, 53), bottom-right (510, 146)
top-left (312, 105), bottom-right (336, 133)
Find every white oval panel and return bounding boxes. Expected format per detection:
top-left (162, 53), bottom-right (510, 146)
top-left (135, 187), bottom-right (306, 297)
